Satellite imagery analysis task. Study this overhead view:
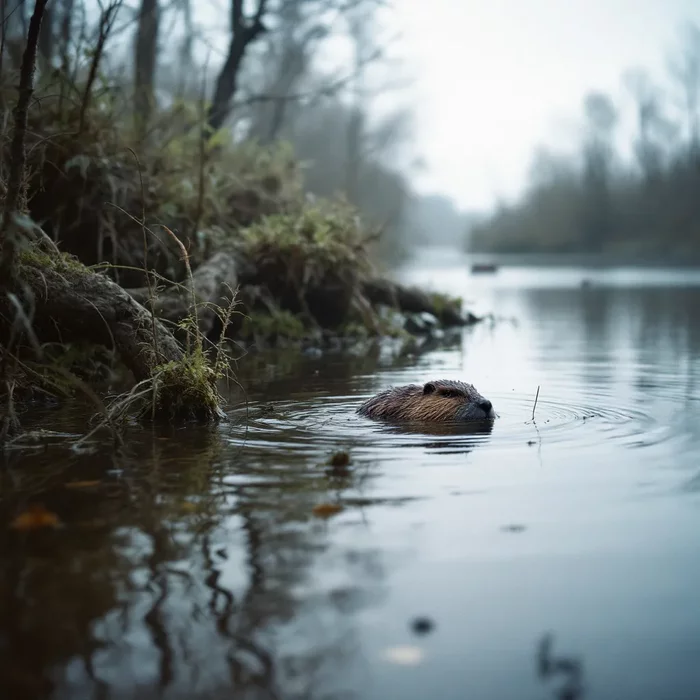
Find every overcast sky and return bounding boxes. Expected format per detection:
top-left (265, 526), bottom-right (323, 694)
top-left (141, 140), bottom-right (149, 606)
top-left (392, 0), bottom-right (700, 212)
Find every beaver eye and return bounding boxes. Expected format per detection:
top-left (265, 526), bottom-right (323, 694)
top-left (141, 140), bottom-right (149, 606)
top-left (440, 389), bottom-right (461, 398)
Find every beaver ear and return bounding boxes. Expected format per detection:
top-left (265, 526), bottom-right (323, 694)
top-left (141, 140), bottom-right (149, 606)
top-left (423, 382), bottom-right (436, 395)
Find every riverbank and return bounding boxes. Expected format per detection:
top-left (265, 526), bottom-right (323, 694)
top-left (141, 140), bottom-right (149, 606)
top-left (0, 34), bottom-right (481, 440)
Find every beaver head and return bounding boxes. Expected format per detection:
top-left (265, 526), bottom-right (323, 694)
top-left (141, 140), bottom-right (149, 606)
top-left (357, 379), bottom-right (495, 423)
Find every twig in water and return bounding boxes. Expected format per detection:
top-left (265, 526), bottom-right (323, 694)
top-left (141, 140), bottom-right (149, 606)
top-left (532, 385), bottom-right (540, 421)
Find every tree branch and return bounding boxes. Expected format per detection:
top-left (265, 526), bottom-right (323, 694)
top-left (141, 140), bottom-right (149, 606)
top-left (78, 0), bottom-right (122, 134)
top-left (207, 0), bottom-right (269, 132)
top-left (231, 0), bottom-right (243, 32)
top-left (234, 44), bottom-right (384, 110)
top-left (251, 0), bottom-right (268, 34)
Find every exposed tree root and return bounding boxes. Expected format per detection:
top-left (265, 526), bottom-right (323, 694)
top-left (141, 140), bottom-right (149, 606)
top-left (12, 253), bottom-right (184, 381)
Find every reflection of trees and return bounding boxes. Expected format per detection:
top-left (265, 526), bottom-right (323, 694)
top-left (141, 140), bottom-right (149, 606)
top-left (518, 287), bottom-right (613, 386)
top-left (518, 285), bottom-right (700, 447)
top-left (233, 329), bottom-right (464, 403)
top-left (0, 419), bottom-right (388, 698)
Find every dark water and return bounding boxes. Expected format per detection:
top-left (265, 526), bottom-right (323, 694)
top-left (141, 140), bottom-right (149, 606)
top-left (2, 250), bottom-right (700, 700)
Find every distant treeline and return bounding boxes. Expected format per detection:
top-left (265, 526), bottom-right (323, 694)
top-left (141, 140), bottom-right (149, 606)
top-left (469, 21), bottom-right (700, 260)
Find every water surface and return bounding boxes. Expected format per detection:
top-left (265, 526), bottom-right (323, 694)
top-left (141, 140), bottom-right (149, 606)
top-left (2, 250), bottom-right (700, 700)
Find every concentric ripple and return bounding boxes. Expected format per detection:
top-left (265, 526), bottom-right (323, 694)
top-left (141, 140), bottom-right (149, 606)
top-left (223, 384), bottom-right (686, 460)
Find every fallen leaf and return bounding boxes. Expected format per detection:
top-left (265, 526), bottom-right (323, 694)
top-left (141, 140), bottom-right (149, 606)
top-left (312, 503), bottom-right (344, 519)
top-left (64, 480), bottom-right (101, 489)
top-left (10, 505), bottom-right (61, 531)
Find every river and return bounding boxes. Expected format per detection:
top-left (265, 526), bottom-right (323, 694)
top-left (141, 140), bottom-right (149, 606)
top-left (2, 249), bottom-right (700, 700)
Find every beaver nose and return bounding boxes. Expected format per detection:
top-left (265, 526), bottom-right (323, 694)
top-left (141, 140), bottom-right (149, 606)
top-left (479, 399), bottom-right (493, 414)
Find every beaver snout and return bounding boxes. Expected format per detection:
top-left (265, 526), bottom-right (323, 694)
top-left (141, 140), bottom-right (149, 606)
top-left (454, 396), bottom-right (495, 421)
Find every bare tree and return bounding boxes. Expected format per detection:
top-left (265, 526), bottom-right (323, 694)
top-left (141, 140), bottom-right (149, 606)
top-left (208, 0), bottom-right (269, 133)
top-left (134, 0), bottom-right (160, 132)
top-left (57, 0), bottom-right (75, 72)
top-left (668, 21), bottom-right (700, 152)
top-left (581, 91), bottom-right (618, 252)
top-left (1, 0), bottom-right (28, 71)
top-left (237, 0), bottom-right (395, 144)
top-left (623, 68), bottom-right (665, 178)
top-left (177, 0), bottom-right (193, 96)
top-left (37, 2), bottom-right (53, 63)
top-left (247, 0), bottom-right (328, 143)
top-left (345, 11), bottom-right (374, 202)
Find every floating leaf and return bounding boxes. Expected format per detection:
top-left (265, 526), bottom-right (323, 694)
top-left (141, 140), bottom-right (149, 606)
top-left (312, 503), bottom-right (344, 519)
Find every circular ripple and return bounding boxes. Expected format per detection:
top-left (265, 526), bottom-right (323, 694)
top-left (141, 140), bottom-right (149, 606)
top-left (223, 384), bottom-right (685, 460)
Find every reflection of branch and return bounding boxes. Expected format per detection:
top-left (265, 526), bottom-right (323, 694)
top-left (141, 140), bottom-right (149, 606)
top-left (240, 508), bottom-right (265, 599)
top-left (144, 573), bottom-right (174, 689)
top-left (201, 534), bottom-right (236, 632)
top-left (537, 634), bottom-right (586, 700)
top-left (200, 526), bottom-right (277, 693)
top-left (144, 529), bottom-right (175, 690)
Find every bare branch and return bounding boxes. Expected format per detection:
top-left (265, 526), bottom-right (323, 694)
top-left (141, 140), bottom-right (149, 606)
top-left (234, 44), bottom-right (385, 110)
top-left (78, 0), bottom-right (123, 134)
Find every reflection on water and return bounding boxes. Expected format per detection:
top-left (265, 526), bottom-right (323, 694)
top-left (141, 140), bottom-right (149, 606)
top-left (2, 250), bottom-right (700, 699)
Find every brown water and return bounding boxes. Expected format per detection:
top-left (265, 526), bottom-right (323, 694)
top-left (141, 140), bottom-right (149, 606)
top-left (2, 250), bottom-right (700, 700)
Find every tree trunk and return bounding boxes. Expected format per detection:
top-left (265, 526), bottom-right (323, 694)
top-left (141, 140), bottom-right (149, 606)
top-left (134, 0), bottom-right (159, 133)
top-left (58, 0), bottom-right (74, 70)
top-left (0, 0), bottom-right (49, 283)
top-left (207, 0), bottom-right (267, 133)
top-left (37, 4), bottom-right (52, 63)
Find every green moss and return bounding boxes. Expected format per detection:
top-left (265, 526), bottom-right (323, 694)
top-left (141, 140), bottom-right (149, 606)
top-left (21, 97), bottom-right (306, 280)
top-left (241, 201), bottom-right (375, 289)
top-left (145, 349), bottom-right (223, 422)
top-left (429, 292), bottom-right (463, 316)
top-left (18, 246), bottom-right (90, 277)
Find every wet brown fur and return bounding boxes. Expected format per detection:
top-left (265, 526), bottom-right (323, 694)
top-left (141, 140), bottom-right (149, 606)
top-left (357, 379), bottom-right (491, 422)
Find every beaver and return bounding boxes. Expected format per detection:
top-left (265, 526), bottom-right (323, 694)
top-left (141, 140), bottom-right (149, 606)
top-left (357, 379), bottom-right (495, 423)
